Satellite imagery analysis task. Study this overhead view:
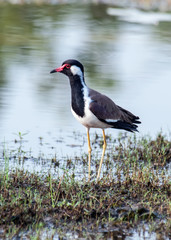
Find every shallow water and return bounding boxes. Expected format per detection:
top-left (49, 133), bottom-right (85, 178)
top-left (1, 4), bottom-right (171, 155)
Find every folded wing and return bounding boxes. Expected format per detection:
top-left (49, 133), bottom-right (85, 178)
top-left (89, 89), bottom-right (141, 132)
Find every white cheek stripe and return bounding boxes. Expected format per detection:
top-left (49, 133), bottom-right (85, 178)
top-left (70, 65), bottom-right (82, 77)
top-left (70, 65), bottom-right (85, 88)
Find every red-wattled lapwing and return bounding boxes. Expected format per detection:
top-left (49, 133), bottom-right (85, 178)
top-left (50, 59), bottom-right (141, 182)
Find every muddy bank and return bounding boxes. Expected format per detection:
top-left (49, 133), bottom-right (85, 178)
top-left (0, 133), bottom-right (170, 239)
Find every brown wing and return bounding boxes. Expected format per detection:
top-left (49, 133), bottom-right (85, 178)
top-left (89, 88), bottom-right (140, 132)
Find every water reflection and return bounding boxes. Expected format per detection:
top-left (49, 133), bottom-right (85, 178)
top-left (0, 4), bottom-right (171, 156)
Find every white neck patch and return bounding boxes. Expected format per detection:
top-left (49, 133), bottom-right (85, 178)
top-left (70, 65), bottom-right (83, 77)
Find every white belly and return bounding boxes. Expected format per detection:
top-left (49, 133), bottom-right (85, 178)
top-left (71, 107), bottom-right (111, 129)
top-left (71, 84), bottom-right (112, 129)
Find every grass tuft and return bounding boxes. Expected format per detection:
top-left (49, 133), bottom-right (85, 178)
top-left (0, 133), bottom-right (170, 239)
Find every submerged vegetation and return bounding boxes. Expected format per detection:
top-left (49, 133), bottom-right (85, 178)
top-left (0, 133), bottom-right (170, 239)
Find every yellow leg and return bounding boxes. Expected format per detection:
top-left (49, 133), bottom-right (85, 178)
top-left (97, 129), bottom-right (106, 182)
top-left (87, 129), bottom-right (92, 181)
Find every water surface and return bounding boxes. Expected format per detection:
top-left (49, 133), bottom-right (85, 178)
top-left (0, 4), bottom-right (171, 156)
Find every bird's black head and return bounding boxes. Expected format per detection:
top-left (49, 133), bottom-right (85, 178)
top-left (50, 59), bottom-right (84, 77)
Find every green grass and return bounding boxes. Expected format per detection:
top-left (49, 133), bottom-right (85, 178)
top-left (0, 133), bottom-right (170, 239)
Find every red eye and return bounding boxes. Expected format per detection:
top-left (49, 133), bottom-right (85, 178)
top-left (66, 64), bottom-right (70, 69)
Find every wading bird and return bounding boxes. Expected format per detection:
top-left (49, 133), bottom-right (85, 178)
top-left (50, 59), bottom-right (140, 181)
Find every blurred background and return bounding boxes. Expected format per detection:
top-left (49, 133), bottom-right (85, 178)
top-left (0, 0), bottom-right (171, 156)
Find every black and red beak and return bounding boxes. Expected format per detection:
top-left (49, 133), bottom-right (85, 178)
top-left (50, 66), bottom-right (62, 74)
top-left (50, 64), bottom-right (68, 74)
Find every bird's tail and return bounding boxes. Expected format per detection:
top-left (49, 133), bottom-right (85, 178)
top-left (116, 106), bottom-right (141, 132)
top-left (111, 120), bottom-right (139, 132)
